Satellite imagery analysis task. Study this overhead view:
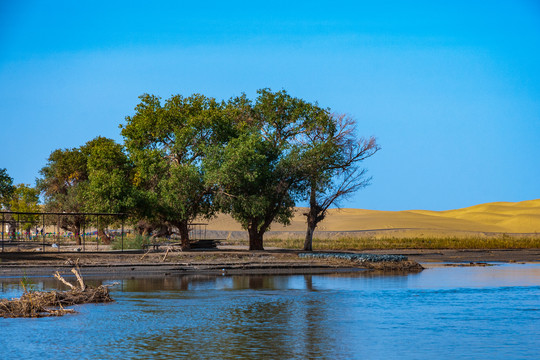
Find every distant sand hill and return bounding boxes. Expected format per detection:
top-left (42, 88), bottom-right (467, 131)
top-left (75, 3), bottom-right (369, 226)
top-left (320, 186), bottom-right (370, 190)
top-left (204, 199), bottom-right (540, 239)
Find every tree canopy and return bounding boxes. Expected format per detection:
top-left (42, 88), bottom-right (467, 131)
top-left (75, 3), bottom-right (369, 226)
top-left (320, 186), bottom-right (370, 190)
top-left (82, 136), bottom-right (135, 215)
top-left (34, 88), bottom-right (378, 251)
top-left (300, 114), bottom-right (380, 251)
top-left (0, 168), bottom-right (15, 210)
top-left (8, 184), bottom-right (40, 232)
top-left (121, 93), bottom-right (232, 249)
top-left (37, 137), bottom-right (134, 244)
top-left (37, 146), bottom-right (88, 241)
top-left (206, 89), bottom-right (335, 250)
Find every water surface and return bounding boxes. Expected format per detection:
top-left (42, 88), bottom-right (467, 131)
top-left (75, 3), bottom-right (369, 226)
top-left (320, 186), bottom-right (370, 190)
top-left (1, 264), bottom-right (539, 359)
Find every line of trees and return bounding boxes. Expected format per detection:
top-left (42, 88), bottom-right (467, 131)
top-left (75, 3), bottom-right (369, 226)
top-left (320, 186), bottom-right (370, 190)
top-left (1, 168), bottom-right (40, 236)
top-left (6, 89), bottom-right (379, 251)
top-left (36, 137), bottom-right (135, 245)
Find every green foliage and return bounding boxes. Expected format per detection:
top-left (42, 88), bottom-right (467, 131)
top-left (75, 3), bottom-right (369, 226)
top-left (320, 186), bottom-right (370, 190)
top-left (111, 234), bottom-right (150, 250)
top-left (300, 115), bottom-right (380, 250)
top-left (205, 89), bottom-right (333, 249)
top-left (9, 184), bottom-right (40, 231)
top-left (206, 132), bottom-right (294, 230)
top-left (37, 146), bottom-right (87, 235)
top-left (20, 273), bottom-right (36, 294)
top-left (121, 93), bottom-right (232, 247)
top-left (37, 147), bottom-right (87, 214)
top-left (34, 88), bottom-right (378, 252)
top-left (0, 168), bottom-right (15, 209)
top-left (37, 137), bottom-right (135, 235)
top-left (82, 137), bottom-right (136, 217)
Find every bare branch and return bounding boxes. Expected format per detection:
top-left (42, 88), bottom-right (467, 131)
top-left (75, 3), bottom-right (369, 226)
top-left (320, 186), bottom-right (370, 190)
top-left (71, 268), bottom-right (86, 291)
top-left (54, 272), bottom-right (76, 290)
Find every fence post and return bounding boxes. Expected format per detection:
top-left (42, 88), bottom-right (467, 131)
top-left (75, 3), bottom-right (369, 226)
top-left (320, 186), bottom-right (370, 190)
top-left (82, 216), bottom-right (86, 252)
top-left (121, 217), bottom-right (124, 252)
top-left (42, 213), bottom-right (45, 252)
top-left (96, 215), bottom-right (99, 251)
top-left (1, 212), bottom-right (4, 252)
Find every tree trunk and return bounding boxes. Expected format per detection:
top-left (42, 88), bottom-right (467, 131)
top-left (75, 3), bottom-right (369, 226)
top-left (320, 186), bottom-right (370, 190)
top-left (8, 220), bottom-right (17, 240)
top-left (137, 220), bottom-right (153, 236)
top-left (303, 221), bottom-right (316, 251)
top-left (178, 221), bottom-right (191, 251)
top-left (248, 224), bottom-right (264, 251)
top-left (64, 222), bottom-right (82, 245)
top-left (68, 223), bottom-right (82, 245)
top-left (75, 227), bottom-right (82, 245)
top-left (303, 184), bottom-right (320, 251)
top-left (70, 225), bottom-right (82, 245)
top-left (97, 228), bottom-right (111, 245)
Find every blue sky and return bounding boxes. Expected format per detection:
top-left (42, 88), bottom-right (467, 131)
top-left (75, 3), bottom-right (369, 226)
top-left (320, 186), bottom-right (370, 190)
top-left (1, 0), bottom-right (539, 211)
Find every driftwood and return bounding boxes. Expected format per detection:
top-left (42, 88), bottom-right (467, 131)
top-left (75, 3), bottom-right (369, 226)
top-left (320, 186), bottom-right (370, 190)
top-left (0, 268), bottom-right (114, 318)
top-left (54, 271), bottom-right (76, 289)
top-left (140, 248), bottom-right (152, 260)
top-left (162, 246), bottom-right (172, 262)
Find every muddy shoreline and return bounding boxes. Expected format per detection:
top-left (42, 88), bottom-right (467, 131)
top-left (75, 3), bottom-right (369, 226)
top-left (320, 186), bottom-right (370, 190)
top-left (0, 248), bottom-right (538, 277)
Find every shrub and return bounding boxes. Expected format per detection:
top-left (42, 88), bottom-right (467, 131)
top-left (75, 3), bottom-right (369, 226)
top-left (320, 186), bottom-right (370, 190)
top-left (111, 234), bottom-right (150, 250)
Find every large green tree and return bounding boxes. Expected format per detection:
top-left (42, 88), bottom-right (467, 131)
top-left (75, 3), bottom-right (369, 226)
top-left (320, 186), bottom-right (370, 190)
top-left (9, 184), bottom-right (40, 234)
top-left (206, 89), bottom-right (334, 250)
top-left (37, 146), bottom-right (88, 243)
top-left (81, 136), bottom-right (137, 243)
top-left (301, 114), bottom-right (380, 251)
top-left (82, 137), bottom-right (135, 214)
top-left (0, 168), bottom-right (15, 210)
top-left (38, 137), bottom-right (134, 244)
top-left (121, 93), bottom-right (231, 250)
top-left (0, 170), bottom-right (37, 238)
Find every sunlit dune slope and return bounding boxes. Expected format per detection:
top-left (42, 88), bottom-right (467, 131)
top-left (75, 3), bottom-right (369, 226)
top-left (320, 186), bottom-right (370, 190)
top-left (205, 199), bottom-right (540, 234)
top-left (408, 199), bottom-right (540, 233)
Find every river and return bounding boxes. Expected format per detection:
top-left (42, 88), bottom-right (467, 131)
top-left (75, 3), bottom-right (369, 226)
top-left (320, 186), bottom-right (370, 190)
top-left (1, 263), bottom-right (539, 359)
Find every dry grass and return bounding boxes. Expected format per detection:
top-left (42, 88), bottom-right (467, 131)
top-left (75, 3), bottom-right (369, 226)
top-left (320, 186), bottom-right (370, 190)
top-left (262, 235), bottom-right (540, 250)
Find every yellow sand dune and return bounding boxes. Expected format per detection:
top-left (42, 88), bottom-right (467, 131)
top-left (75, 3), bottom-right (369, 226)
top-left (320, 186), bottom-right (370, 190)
top-left (205, 199), bottom-right (540, 234)
top-left (498, 214), bottom-right (540, 233)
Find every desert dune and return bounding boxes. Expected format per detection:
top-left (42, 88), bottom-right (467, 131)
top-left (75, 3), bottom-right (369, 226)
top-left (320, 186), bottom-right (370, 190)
top-left (204, 199), bottom-right (540, 238)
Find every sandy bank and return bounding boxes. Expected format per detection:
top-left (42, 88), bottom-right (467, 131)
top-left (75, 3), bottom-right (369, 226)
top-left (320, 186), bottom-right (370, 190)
top-left (0, 248), bottom-right (425, 277)
top-left (1, 247), bottom-right (538, 277)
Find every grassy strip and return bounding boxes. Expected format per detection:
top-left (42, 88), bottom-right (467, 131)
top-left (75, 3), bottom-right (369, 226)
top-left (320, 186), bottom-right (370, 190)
top-left (263, 236), bottom-right (540, 250)
top-left (113, 233), bottom-right (540, 251)
top-left (111, 234), bottom-right (150, 250)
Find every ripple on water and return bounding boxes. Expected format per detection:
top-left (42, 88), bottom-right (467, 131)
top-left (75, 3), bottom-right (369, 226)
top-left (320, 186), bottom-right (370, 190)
top-left (1, 265), bottom-right (539, 359)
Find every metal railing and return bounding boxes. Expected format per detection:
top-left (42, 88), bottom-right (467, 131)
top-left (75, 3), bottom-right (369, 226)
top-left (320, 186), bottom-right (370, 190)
top-left (0, 211), bottom-right (126, 252)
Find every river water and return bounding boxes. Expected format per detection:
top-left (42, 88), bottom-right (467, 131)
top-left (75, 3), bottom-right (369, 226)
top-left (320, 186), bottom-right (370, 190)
top-left (1, 264), bottom-right (539, 359)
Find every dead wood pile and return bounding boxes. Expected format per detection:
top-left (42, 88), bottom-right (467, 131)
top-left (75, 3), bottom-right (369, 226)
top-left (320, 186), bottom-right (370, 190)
top-left (0, 267), bottom-right (114, 318)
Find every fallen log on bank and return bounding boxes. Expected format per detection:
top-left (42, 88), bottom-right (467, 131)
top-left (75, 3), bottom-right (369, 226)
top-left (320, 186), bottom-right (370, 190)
top-left (0, 268), bottom-right (114, 318)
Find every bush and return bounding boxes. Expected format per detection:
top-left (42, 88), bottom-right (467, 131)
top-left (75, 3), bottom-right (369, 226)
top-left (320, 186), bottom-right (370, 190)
top-left (111, 234), bottom-right (150, 250)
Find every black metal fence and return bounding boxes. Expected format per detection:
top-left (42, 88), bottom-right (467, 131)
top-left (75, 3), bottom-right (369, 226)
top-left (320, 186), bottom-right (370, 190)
top-left (0, 211), bottom-right (126, 252)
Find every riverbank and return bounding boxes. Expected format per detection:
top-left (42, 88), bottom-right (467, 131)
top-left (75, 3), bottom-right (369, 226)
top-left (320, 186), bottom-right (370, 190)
top-left (0, 247), bottom-right (538, 277)
top-left (0, 249), bottom-right (421, 277)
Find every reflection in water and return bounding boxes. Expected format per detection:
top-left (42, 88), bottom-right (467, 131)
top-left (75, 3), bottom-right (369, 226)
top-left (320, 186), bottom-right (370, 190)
top-left (0, 277), bottom-right (110, 296)
top-left (116, 275), bottom-right (338, 359)
top-left (120, 275), bottom-right (219, 292)
top-left (1, 264), bottom-right (539, 359)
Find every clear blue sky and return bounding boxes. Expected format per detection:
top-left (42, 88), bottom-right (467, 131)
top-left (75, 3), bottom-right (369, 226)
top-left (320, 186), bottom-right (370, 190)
top-left (1, 0), bottom-right (539, 211)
